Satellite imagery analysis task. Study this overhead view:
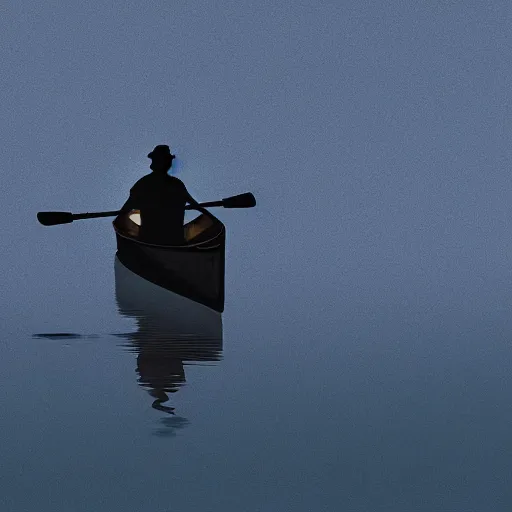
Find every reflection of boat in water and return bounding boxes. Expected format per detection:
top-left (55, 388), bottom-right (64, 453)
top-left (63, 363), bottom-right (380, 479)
top-left (113, 209), bottom-right (225, 312)
top-left (114, 256), bottom-right (223, 414)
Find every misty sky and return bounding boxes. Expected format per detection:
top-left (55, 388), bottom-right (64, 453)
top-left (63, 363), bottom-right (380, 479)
top-left (2, 3), bottom-right (509, 284)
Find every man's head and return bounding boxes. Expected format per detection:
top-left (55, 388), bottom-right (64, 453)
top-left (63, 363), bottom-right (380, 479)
top-left (148, 145), bottom-right (175, 173)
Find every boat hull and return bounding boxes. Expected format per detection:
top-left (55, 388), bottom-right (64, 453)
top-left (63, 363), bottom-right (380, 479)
top-left (113, 210), bottom-right (225, 312)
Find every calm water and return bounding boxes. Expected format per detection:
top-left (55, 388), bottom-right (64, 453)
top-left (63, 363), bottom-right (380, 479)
top-left (2, 219), bottom-right (512, 511)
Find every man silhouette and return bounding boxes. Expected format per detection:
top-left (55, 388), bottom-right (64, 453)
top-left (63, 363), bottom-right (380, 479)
top-left (121, 145), bottom-right (200, 244)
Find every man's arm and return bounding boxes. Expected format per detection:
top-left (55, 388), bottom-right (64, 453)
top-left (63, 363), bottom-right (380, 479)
top-left (185, 188), bottom-right (200, 209)
top-left (184, 187), bottom-right (215, 219)
top-left (120, 194), bottom-right (136, 213)
top-left (120, 184), bottom-right (140, 214)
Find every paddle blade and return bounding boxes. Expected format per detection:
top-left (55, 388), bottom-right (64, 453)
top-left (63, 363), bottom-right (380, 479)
top-left (222, 193), bottom-right (256, 208)
top-left (37, 211), bottom-right (74, 226)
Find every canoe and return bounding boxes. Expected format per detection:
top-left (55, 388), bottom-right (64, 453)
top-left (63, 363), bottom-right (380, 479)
top-left (113, 209), bottom-right (226, 312)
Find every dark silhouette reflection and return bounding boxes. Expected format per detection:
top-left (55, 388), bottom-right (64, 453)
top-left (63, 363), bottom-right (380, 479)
top-left (33, 333), bottom-right (99, 340)
top-left (114, 256), bottom-right (223, 417)
top-left (154, 416), bottom-right (191, 438)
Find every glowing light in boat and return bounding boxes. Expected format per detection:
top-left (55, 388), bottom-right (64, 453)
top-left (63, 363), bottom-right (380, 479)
top-left (129, 213), bottom-right (141, 226)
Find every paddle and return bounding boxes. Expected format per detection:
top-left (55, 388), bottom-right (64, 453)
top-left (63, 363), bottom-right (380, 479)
top-left (37, 192), bottom-right (256, 227)
top-left (192, 192), bottom-right (256, 209)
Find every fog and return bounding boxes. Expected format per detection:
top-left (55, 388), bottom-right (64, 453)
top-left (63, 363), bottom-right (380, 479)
top-left (1, 2), bottom-right (511, 511)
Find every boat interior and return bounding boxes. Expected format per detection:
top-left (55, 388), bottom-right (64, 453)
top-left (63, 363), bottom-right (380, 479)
top-left (114, 210), bottom-right (224, 246)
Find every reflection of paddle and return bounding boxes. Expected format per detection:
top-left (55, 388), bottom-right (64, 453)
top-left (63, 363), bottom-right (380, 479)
top-left (37, 192), bottom-right (256, 226)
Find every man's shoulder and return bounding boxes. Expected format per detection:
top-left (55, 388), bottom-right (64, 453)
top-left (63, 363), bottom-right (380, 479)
top-left (131, 173), bottom-right (153, 188)
top-left (132, 173), bottom-right (179, 185)
top-left (164, 175), bottom-right (187, 193)
top-left (167, 175), bottom-right (185, 185)
top-left (131, 173), bottom-right (187, 193)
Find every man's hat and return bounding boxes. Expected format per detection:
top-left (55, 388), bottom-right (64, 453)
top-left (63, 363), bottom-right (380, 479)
top-left (147, 145), bottom-right (175, 159)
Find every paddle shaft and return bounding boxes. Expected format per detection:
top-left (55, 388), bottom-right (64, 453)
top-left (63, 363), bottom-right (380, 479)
top-left (192, 200), bottom-right (223, 209)
top-left (73, 210), bottom-right (122, 220)
top-left (37, 192), bottom-right (255, 226)
top-left (72, 202), bottom-right (221, 220)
